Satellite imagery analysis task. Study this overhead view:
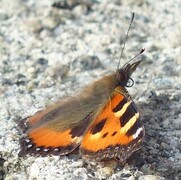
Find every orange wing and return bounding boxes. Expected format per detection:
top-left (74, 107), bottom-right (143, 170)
top-left (19, 111), bottom-right (93, 156)
top-left (80, 87), bottom-right (144, 163)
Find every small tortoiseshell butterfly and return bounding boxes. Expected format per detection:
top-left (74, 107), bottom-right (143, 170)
top-left (19, 12), bottom-right (145, 164)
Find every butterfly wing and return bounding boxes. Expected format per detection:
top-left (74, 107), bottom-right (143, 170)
top-left (19, 59), bottom-right (144, 160)
top-left (19, 102), bottom-right (94, 156)
top-left (18, 74), bottom-right (118, 157)
top-left (80, 87), bottom-right (144, 163)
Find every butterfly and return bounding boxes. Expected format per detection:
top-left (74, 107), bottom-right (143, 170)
top-left (19, 12), bottom-right (145, 164)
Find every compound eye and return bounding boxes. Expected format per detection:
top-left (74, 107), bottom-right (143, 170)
top-left (125, 77), bottom-right (134, 87)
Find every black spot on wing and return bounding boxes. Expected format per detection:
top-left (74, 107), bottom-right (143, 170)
top-left (120, 103), bottom-right (137, 127)
top-left (102, 132), bottom-right (108, 138)
top-left (111, 131), bottom-right (117, 136)
top-left (126, 120), bottom-right (142, 137)
top-left (112, 98), bottom-right (127, 112)
top-left (70, 124), bottom-right (85, 139)
top-left (70, 112), bottom-right (93, 138)
top-left (91, 118), bottom-right (107, 135)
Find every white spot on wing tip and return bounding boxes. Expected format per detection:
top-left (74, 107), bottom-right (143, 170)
top-left (25, 139), bottom-right (30, 143)
top-left (43, 148), bottom-right (49, 152)
top-left (27, 144), bottom-right (33, 148)
top-left (133, 127), bottom-right (143, 139)
top-left (36, 148), bottom-right (41, 151)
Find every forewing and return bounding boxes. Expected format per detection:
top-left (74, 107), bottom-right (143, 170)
top-left (80, 88), bottom-right (144, 163)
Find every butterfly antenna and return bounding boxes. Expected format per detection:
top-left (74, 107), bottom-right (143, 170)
top-left (117, 11), bottom-right (135, 70)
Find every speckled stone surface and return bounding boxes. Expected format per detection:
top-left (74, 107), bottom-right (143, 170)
top-left (0, 0), bottom-right (180, 179)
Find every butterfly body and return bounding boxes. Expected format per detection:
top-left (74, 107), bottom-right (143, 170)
top-left (19, 59), bottom-right (144, 164)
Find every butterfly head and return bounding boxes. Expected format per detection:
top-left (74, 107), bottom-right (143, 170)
top-left (116, 59), bottom-right (143, 87)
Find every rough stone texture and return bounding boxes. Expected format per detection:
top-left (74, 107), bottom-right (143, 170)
top-left (0, 0), bottom-right (180, 179)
